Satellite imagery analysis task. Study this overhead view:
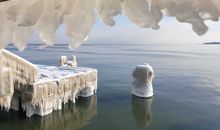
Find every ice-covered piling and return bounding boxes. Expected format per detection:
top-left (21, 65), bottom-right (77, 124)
top-left (132, 64), bottom-right (154, 98)
top-left (59, 55), bottom-right (77, 67)
top-left (59, 56), bottom-right (68, 66)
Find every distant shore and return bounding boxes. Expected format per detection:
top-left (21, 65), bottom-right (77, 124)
top-left (203, 42), bottom-right (220, 45)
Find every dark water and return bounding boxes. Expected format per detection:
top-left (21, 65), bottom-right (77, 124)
top-left (2, 43), bottom-right (220, 130)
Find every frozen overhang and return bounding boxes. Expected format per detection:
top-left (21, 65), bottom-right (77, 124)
top-left (0, 0), bottom-right (220, 51)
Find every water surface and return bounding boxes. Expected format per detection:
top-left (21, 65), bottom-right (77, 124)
top-left (2, 43), bottom-right (220, 130)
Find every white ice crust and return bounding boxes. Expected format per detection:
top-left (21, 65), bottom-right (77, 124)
top-left (1, 0), bottom-right (220, 50)
top-left (132, 63), bottom-right (154, 98)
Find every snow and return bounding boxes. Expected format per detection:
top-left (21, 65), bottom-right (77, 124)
top-left (132, 64), bottom-right (154, 98)
top-left (36, 65), bottom-right (97, 84)
top-left (1, 0), bottom-right (220, 50)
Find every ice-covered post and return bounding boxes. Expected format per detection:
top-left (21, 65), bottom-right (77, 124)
top-left (66, 55), bottom-right (77, 67)
top-left (132, 64), bottom-right (154, 98)
top-left (59, 55), bottom-right (77, 67)
top-left (71, 55), bottom-right (77, 67)
top-left (59, 56), bottom-right (68, 66)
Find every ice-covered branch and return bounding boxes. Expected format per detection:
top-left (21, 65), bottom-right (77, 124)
top-left (1, 0), bottom-right (220, 50)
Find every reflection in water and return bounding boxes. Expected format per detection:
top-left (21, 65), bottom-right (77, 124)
top-left (38, 95), bottom-right (97, 130)
top-left (132, 96), bottom-right (153, 128)
top-left (0, 95), bottom-right (97, 130)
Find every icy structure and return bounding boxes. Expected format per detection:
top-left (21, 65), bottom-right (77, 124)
top-left (132, 96), bottom-right (153, 127)
top-left (0, 49), bottom-right (38, 111)
top-left (60, 55), bottom-right (77, 67)
top-left (59, 56), bottom-right (68, 66)
top-left (0, 49), bottom-right (97, 117)
top-left (23, 65), bottom-right (97, 117)
top-left (1, 49), bottom-right (38, 84)
top-left (0, 67), bottom-right (13, 111)
top-left (132, 64), bottom-right (154, 98)
top-left (1, 0), bottom-right (220, 50)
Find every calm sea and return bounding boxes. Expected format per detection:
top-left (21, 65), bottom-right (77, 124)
top-left (1, 43), bottom-right (220, 130)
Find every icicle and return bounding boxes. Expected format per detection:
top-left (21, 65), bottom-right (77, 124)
top-left (146, 0), bottom-right (152, 12)
top-left (123, 0), bottom-right (162, 30)
top-left (64, 0), bottom-right (95, 50)
top-left (94, 0), bottom-right (122, 26)
top-left (1, 0), bottom-right (220, 50)
top-left (0, 67), bottom-right (14, 111)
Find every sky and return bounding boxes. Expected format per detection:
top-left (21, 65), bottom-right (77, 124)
top-left (30, 14), bottom-right (220, 45)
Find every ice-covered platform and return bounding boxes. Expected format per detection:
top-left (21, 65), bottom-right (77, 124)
top-left (0, 49), bottom-right (97, 117)
top-left (24, 65), bottom-right (97, 117)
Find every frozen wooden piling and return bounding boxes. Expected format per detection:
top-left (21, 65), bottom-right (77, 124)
top-left (132, 64), bottom-right (154, 98)
top-left (0, 49), bottom-right (97, 117)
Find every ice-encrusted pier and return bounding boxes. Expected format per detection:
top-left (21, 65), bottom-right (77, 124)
top-left (0, 49), bottom-right (97, 117)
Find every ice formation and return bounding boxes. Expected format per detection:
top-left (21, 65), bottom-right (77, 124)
top-left (0, 49), bottom-right (97, 117)
top-left (0, 67), bottom-right (13, 111)
top-left (23, 65), bottom-right (97, 117)
top-left (132, 64), bottom-right (154, 98)
top-left (1, 0), bottom-right (220, 50)
top-left (60, 55), bottom-right (77, 67)
top-left (59, 56), bottom-right (68, 66)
